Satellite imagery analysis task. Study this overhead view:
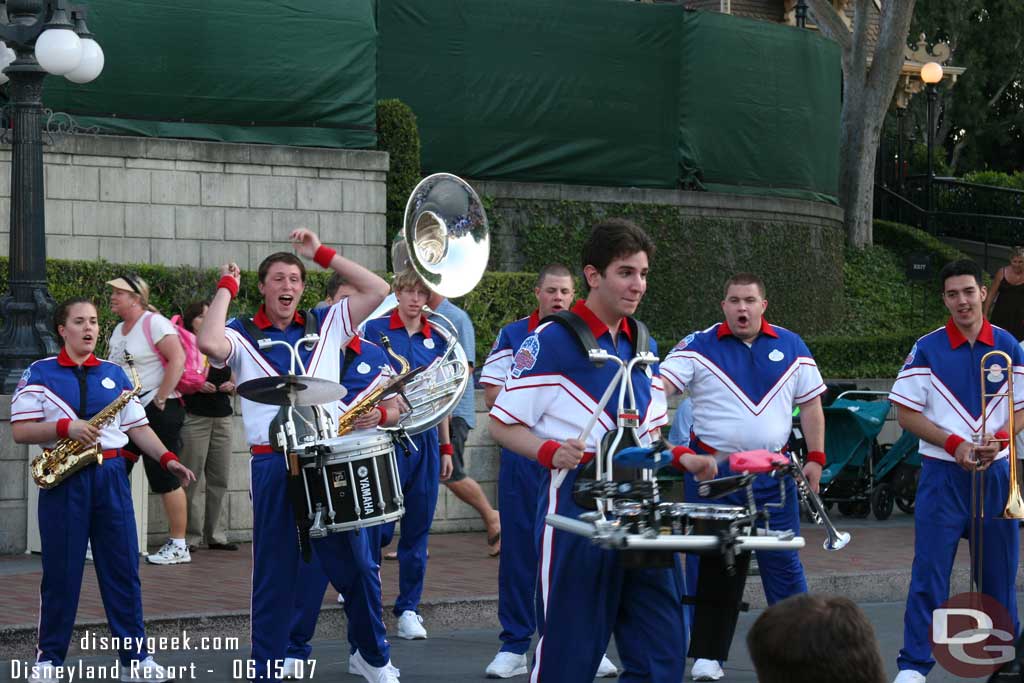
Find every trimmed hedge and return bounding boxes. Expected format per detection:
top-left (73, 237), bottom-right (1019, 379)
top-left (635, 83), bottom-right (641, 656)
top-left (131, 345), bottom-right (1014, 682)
top-left (0, 220), bottom-right (969, 379)
top-left (376, 99), bottom-right (421, 265)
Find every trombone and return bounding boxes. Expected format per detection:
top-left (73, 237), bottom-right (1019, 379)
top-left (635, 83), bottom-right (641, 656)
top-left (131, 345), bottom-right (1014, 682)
top-left (972, 350), bottom-right (1024, 595)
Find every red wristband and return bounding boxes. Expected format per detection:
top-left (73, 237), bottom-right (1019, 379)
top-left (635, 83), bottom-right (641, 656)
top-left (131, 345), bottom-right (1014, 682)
top-left (670, 445), bottom-right (695, 471)
top-left (806, 450), bottom-right (826, 467)
top-left (56, 418), bottom-right (71, 439)
top-left (217, 276), bottom-right (239, 299)
top-left (314, 245), bottom-right (337, 269)
top-left (440, 443), bottom-right (454, 456)
top-left (945, 434), bottom-right (965, 457)
top-left (376, 406), bottom-right (388, 425)
top-left (995, 429), bottom-right (1011, 447)
top-left (159, 451), bottom-right (180, 470)
top-left (537, 440), bottom-right (560, 469)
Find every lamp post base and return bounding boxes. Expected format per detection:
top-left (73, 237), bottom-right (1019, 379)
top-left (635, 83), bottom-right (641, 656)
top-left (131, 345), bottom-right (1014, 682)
top-left (0, 283), bottom-right (59, 393)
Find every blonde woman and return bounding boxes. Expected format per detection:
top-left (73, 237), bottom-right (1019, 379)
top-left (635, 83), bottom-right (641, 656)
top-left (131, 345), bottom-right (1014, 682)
top-left (107, 274), bottom-right (190, 565)
top-left (985, 246), bottom-right (1024, 341)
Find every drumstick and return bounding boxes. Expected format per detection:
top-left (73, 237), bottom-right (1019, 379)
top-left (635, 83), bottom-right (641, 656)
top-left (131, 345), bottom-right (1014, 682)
top-left (552, 365), bottom-right (625, 489)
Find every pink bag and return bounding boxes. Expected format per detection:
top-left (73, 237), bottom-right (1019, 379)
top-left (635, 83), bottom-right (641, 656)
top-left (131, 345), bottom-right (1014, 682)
top-left (142, 312), bottom-right (207, 395)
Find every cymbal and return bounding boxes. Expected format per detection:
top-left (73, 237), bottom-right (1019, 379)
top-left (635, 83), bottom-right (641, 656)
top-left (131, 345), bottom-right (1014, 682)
top-left (381, 365), bottom-right (430, 397)
top-left (237, 375), bottom-right (347, 407)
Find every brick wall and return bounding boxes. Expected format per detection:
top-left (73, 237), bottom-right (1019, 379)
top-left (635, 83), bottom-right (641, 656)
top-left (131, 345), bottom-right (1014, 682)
top-left (0, 134), bottom-right (389, 271)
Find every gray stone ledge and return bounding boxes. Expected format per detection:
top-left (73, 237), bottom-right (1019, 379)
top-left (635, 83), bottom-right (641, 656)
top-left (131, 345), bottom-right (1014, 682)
top-left (1, 134), bottom-right (389, 173)
top-left (471, 180), bottom-right (844, 229)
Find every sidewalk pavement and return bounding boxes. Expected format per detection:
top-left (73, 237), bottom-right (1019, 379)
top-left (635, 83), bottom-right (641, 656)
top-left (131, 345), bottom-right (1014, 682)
top-left (1, 513), bottom-right (1020, 659)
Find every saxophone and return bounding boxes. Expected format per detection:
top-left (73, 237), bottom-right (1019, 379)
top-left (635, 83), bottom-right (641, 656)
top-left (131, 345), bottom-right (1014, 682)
top-left (31, 353), bottom-right (143, 489)
top-left (336, 336), bottom-right (411, 437)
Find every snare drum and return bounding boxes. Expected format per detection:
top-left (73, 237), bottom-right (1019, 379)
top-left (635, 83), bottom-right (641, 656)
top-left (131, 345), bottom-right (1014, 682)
top-left (665, 503), bottom-right (750, 536)
top-left (300, 431), bottom-right (404, 536)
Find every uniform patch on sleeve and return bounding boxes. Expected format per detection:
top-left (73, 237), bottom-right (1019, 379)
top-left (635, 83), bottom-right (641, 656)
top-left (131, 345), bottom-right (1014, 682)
top-left (673, 333), bottom-right (696, 352)
top-left (489, 334), bottom-right (500, 355)
top-left (903, 343), bottom-right (917, 368)
top-left (15, 368), bottom-right (31, 391)
top-left (510, 334), bottom-right (541, 379)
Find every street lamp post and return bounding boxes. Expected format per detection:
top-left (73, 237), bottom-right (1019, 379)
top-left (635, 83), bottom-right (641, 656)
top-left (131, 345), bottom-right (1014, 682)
top-left (921, 60), bottom-right (943, 234)
top-left (0, 0), bottom-right (103, 393)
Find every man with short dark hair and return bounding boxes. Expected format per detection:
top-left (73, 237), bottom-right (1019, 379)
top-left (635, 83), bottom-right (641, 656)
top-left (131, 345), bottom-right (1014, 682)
top-left (198, 229), bottom-right (393, 682)
top-left (661, 272), bottom-right (826, 682)
top-left (489, 219), bottom-right (716, 683)
top-left (747, 593), bottom-right (885, 683)
top-left (889, 259), bottom-right (1024, 683)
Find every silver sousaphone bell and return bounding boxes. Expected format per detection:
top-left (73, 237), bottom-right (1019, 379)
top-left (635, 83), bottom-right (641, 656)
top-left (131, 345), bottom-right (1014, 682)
top-left (361, 173), bottom-right (490, 436)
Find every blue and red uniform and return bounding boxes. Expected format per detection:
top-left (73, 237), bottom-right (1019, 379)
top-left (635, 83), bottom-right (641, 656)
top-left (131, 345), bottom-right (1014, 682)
top-left (12, 349), bottom-right (152, 668)
top-left (362, 310), bottom-right (448, 617)
top-left (285, 334), bottom-right (393, 664)
top-left (661, 320), bottom-right (825, 611)
top-left (480, 310), bottom-right (548, 657)
top-left (490, 301), bottom-right (680, 683)
top-left (216, 300), bottom-right (391, 678)
top-left (889, 319), bottom-right (1024, 677)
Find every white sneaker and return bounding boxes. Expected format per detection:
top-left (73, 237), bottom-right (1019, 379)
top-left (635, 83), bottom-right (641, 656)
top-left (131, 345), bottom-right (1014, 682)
top-left (337, 592), bottom-right (345, 604)
top-left (121, 656), bottom-right (172, 682)
top-left (691, 659), bottom-right (724, 681)
top-left (348, 650), bottom-right (400, 682)
top-left (892, 672), bottom-right (926, 683)
top-left (485, 651), bottom-right (528, 678)
top-left (281, 657), bottom-right (300, 680)
top-left (596, 654), bottom-right (619, 678)
top-left (145, 540), bottom-right (191, 565)
top-left (28, 661), bottom-right (57, 683)
top-left (396, 610), bottom-right (427, 640)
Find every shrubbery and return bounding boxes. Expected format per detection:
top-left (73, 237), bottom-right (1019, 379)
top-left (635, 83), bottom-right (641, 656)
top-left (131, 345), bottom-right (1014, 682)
top-left (376, 99), bottom-right (421, 266)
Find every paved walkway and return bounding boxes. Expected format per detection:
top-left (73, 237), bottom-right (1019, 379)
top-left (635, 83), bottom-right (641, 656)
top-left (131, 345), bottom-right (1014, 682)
top-left (1, 512), bottom-right (989, 633)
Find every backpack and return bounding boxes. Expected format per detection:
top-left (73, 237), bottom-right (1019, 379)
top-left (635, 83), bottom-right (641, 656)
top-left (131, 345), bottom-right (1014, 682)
top-left (142, 312), bottom-right (208, 395)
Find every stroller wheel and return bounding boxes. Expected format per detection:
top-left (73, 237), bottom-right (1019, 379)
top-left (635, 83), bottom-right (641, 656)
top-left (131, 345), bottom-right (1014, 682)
top-left (895, 495), bottom-right (915, 515)
top-left (871, 483), bottom-right (894, 521)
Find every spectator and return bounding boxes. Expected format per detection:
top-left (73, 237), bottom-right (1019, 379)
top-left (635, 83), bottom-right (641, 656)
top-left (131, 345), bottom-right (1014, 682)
top-left (746, 593), bottom-right (885, 683)
top-left (985, 246), bottom-right (1024, 341)
top-left (428, 291), bottom-right (502, 557)
top-left (107, 274), bottom-right (190, 565)
top-left (179, 300), bottom-right (237, 552)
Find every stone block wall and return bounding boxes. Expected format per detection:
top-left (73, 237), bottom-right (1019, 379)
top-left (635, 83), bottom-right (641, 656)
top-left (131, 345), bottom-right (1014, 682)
top-left (0, 134), bottom-right (389, 271)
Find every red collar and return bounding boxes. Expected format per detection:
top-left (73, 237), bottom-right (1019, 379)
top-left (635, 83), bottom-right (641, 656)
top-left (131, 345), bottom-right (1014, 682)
top-left (58, 348), bottom-right (101, 367)
top-left (527, 309), bottom-right (541, 332)
top-left (388, 309), bottom-right (433, 338)
top-left (945, 317), bottom-right (994, 349)
top-left (571, 300), bottom-right (634, 343)
top-left (717, 317), bottom-right (778, 340)
top-left (346, 335), bottom-right (362, 354)
top-left (253, 305), bottom-right (305, 330)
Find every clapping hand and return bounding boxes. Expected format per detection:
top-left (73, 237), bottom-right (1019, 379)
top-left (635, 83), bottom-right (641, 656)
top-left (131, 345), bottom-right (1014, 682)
top-left (289, 228), bottom-right (321, 260)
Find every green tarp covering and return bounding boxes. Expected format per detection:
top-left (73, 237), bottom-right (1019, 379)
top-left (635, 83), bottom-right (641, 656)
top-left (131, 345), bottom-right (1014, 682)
top-left (44, 0), bottom-right (378, 149)
top-left (40, 0), bottom-right (841, 202)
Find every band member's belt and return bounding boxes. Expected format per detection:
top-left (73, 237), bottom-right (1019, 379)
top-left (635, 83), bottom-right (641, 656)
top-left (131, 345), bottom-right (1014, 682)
top-left (250, 445), bottom-right (278, 455)
top-left (689, 432), bottom-right (717, 455)
top-left (101, 448), bottom-right (129, 460)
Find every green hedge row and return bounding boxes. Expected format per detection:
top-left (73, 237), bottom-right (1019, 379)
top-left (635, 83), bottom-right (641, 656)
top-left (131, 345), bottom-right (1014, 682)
top-left (376, 99), bottom-right (421, 268)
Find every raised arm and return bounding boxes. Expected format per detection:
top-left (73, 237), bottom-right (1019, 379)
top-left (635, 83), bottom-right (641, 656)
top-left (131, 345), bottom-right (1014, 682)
top-left (197, 263), bottom-right (240, 363)
top-left (290, 228), bottom-right (389, 328)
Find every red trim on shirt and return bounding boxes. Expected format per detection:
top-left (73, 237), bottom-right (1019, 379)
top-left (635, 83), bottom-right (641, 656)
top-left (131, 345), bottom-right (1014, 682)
top-left (346, 335), bottom-right (362, 354)
top-left (57, 348), bottom-right (101, 367)
top-left (527, 309), bottom-right (541, 332)
top-left (945, 317), bottom-right (994, 349)
top-left (388, 309), bottom-right (433, 338)
top-left (570, 300), bottom-right (633, 343)
top-left (716, 317), bottom-right (779, 340)
top-left (252, 305), bottom-right (305, 329)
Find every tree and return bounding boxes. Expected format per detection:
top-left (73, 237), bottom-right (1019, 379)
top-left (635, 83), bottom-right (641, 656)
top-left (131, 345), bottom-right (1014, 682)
top-left (806, 0), bottom-right (918, 248)
top-left (909, 1), bottom-right (1024, 175)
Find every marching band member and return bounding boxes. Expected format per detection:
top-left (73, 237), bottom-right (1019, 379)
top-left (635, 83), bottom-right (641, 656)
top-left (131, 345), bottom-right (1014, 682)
top-left (489, 219), bottom-right (716, 683)
top-left (660, 273), bottom-right (826, 682)
top-left (363, 268), bottom-right (455, 641)
top-left (479, 263), bottom-right (616, 679)
top-left (890, 260), bottom-right (1024, 683)
top-left (197, 229), bottom-right (395, 682)
top-left (282, 273), bottom-right (402, 680)
top-left (12, 298), bottom-right (195, 683)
